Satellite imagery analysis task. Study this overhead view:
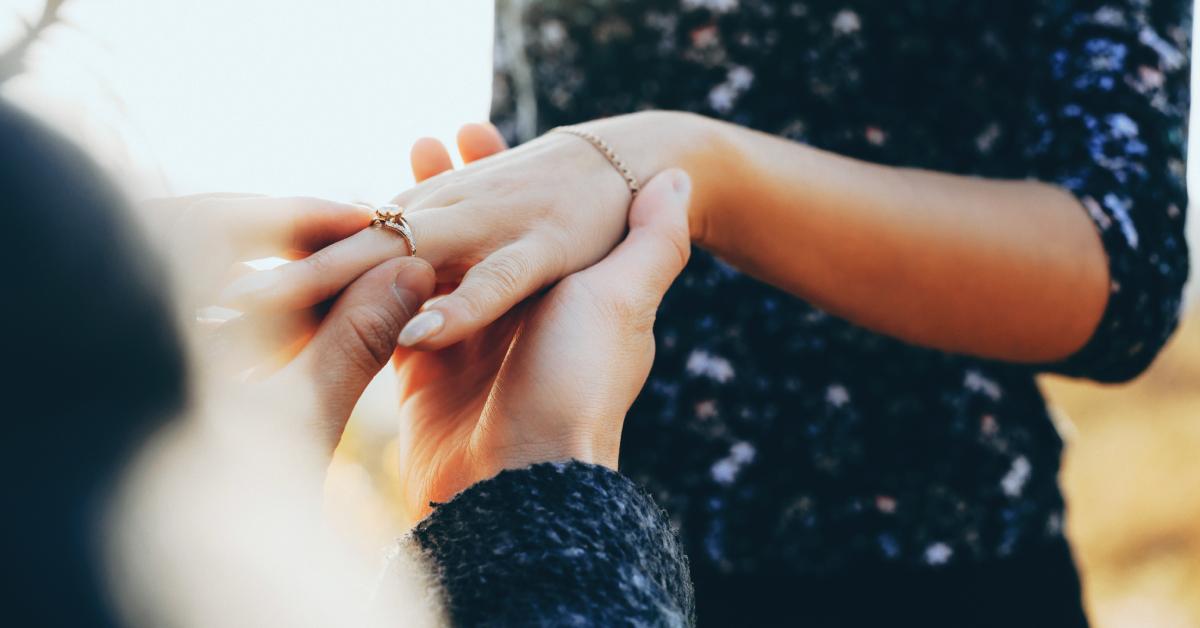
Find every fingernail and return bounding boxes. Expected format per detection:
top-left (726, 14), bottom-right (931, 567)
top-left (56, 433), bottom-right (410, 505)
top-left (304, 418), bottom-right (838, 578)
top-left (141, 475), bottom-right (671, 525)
top-left (219, 269), bottom-right (281, 305)
top-left (398, 310), bottom-right (444, 346)
top-left (670, 170), bottom-right (692, 198)
top-left (391, 272), bottom-right (424, 318)
top-left (420, 294), bottom-right (447, 311)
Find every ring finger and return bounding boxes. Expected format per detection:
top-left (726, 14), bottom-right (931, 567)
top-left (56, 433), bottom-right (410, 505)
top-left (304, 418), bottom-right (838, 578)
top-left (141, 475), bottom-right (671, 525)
top-left (218, 202), bottom-right (504, 312)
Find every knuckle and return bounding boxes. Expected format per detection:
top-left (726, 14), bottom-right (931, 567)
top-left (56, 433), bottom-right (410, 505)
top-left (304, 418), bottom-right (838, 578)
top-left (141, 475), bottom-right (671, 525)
top-left (302, 248), bottom-right (336, 278)
top-left (424, 185), bottom-right (464, 208)
top-left (294, 256), bottom-right (339, 302)
top-left (663, 225), bottom-right (692, 273)
top-left (480, 173), bottom-right (519, 197)
top-left (394, 180), bottom-right (443, 210)
top-left (534, 196), bottom-right (567, 226)
top-left (340, 304), bottom-right (402, 374)
top-left (641, 224), bottom-right (691, 278)
top-left (608, 290), bottom-right (659, 335)
top-left (283, 205), bottom-right (305, 250)
top-left (552, 274), bottom-right (592, 303)
top-left (460, 253), bottom-right (533, 316)
top-left (561, 275), bottom-right (658, 336)
top-left (631, 307), bottom-right (659, 335)
top-left (534, 230), bottom-right (572, 278)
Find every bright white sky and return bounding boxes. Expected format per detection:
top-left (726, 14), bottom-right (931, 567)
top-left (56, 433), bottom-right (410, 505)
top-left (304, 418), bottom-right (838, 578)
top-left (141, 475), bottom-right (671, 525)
top-left (1, 0), bottom-right (1197, 304)
top-left (1, 0), bottom-right (493, 203)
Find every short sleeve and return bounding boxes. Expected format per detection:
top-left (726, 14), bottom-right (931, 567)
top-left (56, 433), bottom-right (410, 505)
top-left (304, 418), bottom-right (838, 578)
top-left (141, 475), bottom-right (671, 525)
top-left (1025, 1), bottom-right (1191, 382)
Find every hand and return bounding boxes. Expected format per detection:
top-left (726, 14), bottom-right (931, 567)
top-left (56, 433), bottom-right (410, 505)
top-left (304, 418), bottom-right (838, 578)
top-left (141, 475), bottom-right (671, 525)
top-left (144, 193), bottom-right (371, 314)
top-left (219, 114), bottom-right (664, 352)
top-left (141, 194), bottom-right (435, 459)
top-left (392, 142), bottom-right (691, 525)
top-left (477, 167), bottom-right (692, 468)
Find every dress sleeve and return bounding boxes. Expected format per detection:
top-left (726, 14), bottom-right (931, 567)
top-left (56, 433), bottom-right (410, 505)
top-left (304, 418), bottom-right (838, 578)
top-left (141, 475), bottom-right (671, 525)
top-left (1026, 1), bottom-right (1191, 382)
top-left (406, 460), bottom-right (695, 627)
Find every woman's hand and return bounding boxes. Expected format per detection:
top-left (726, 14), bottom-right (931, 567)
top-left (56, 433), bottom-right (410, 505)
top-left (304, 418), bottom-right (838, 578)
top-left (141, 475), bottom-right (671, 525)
top-left (218, 116), bottom-right (675, 351)
top-left (392, 155), bottom-right (692, 526)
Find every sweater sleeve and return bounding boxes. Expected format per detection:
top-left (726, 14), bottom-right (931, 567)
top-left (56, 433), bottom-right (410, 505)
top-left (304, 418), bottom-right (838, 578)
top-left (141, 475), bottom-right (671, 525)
top-left (1026, 0), bottom-right (1191, 382)
top-left (406, 460), bottom-right (695, 627)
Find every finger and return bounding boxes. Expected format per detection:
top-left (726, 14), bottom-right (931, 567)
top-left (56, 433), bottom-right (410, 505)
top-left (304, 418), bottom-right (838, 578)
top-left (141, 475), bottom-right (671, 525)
top-left (180, 196), bottom-right (372, 259)
top-left (200, 303), bottom-right (329, 374)
top-left (397, 238), bottom-right (558, 350)
top-left (411, 137), bottom-right (454, 183)
top-left (388, 126), bottom-right (501, 216)
top-left (389, 123), bottom-right (505, 213)
top-left (285, 256), bottom-right (437, 448)
top-left (218, 205), bottom-right (493, 311)
top-left (392, 299), bottom-right (528, 395)
top-left (457, 122), bottom-right (508, 164)
top-left (573, 169), bottom-right (692, 301)
top-left (143, 192), bottom-right (265, 212)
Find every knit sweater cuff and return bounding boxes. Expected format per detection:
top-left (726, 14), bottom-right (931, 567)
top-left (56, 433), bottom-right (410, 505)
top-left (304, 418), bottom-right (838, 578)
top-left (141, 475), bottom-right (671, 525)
top-left (409, 460), bottom-right (694, 627)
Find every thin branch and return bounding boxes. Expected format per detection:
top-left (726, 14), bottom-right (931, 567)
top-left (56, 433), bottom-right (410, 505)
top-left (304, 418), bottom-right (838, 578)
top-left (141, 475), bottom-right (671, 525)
top-left (0, 0), bottom-right (69, 84)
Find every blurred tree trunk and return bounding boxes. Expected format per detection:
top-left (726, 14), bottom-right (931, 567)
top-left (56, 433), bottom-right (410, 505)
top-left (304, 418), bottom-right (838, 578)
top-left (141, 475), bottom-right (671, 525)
top-left (0, 0), bottom-right (68, 84)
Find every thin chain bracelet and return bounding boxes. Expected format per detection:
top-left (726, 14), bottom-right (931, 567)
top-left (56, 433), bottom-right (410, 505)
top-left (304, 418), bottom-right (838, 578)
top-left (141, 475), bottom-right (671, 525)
top-left (550, 126), bottom-right (642, 198)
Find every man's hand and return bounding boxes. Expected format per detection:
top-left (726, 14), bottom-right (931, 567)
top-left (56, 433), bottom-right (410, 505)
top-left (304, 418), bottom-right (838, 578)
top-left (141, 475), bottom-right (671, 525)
top-left (142, 193), bottom-right (435, 459)
top-left (393, 135), bottom-right (692, 524)
top-left (476, 167), bottom-right (692, 470)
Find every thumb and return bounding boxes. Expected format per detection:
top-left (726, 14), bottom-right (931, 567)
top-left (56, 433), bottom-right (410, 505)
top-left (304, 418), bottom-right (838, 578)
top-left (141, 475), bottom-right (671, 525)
top-left (574, 168), bottom-right (692, 300)
top-left (287, 256), bottom-right (436, 448)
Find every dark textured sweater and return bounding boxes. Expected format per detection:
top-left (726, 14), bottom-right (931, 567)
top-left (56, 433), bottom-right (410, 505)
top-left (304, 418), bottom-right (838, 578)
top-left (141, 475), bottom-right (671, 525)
top-left (410, 461), bottom-right (695, 627)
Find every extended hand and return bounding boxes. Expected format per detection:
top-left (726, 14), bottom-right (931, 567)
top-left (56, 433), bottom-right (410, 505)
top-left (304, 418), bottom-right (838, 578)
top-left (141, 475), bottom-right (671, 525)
top-left (220, 117), bottom-right (648, 352)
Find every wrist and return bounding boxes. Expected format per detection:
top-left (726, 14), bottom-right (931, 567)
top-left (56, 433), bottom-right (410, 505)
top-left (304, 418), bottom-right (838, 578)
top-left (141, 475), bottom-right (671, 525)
top-left (472, 427), bottom-right (619, 479)
top-left (579, 111), bottom-right (729, 248)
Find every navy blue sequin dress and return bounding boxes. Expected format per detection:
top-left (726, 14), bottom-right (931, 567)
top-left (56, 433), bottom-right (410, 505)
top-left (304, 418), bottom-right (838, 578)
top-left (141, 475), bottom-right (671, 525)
top-left (491, 1), bottom-right (1189, 624)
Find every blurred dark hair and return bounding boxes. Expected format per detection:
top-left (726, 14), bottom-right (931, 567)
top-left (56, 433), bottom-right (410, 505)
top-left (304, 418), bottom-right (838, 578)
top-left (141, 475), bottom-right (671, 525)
top-left (1, 101), bottom-right (186, 627)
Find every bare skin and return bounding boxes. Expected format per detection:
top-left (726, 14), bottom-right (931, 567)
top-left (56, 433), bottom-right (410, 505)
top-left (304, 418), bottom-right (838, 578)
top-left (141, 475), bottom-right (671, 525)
top-left (392, 152), bottom-right (693, 525)
top-left (147, 130), bottom-right (691, 534)
top-left (583, 112), bottom-right (1110, 362)
top-left (224, 111), bottom-right (1109, 364)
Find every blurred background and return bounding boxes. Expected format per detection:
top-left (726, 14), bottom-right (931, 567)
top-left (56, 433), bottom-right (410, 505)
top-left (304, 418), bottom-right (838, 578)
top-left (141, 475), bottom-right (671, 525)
top-left (3, 1), bottom-right (1197, 625)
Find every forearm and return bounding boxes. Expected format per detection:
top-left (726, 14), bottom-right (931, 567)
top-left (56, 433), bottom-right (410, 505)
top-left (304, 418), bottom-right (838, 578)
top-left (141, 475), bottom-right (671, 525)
top-left (586, 111), bottom-right (1109, 363)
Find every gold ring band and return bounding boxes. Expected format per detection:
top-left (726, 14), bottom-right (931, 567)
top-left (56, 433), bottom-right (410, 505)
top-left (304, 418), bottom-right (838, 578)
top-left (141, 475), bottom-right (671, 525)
top-left (369, 204), bottom-right (417, 256)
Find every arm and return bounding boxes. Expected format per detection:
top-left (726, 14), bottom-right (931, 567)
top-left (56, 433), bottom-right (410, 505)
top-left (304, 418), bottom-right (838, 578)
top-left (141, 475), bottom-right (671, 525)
top-left (236, 2), bottom-right (1185, 379)
top-left (581, 2), bottom-right (1189, 376)
top-left (583, 111), bottom-right (1110, 364)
